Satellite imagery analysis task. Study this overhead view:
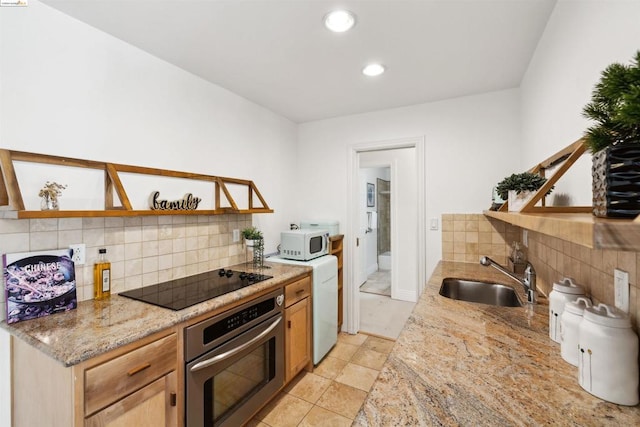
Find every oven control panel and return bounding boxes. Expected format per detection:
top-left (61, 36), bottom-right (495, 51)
top-left (184, 287), bottom-right (284, 362)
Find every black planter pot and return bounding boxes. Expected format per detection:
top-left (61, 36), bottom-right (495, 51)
top-left (592, 144), bottom-right (640, 218)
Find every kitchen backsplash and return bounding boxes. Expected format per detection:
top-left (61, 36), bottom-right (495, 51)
top-left (442, 213), bottom-right (640, 330)
top-left (0, 214), bottom-right (252, 322)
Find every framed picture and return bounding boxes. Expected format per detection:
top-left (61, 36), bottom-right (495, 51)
top-left (367, 183), bottom-right (375, 207)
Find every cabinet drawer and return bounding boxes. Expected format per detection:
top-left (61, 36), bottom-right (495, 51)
top-left (285, 276), bottom-right (311, 307)
top-left (85, 333), bottom-right (177, 416)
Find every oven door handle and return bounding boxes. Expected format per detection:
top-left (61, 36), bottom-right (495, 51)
top-left (189, 316), bottom-right (282, 373)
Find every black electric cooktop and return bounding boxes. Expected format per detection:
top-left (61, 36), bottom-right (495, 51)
top-left (119, 268), bottom-right (273, 311)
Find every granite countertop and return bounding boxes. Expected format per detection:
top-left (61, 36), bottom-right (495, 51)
top-left (355, 261), bottom-right (640, 425)
top-left (0, 262), bottom-right (310, 367)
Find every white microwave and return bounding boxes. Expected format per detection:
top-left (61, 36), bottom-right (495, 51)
top-left (280, 229), bottom-right (329, 261)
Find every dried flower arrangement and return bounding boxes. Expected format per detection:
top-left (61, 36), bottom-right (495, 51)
top-left (38, 181), bottom-right (67, 202)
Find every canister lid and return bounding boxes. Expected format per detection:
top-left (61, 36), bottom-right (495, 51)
top-left (583, 303), bottom-right (631, 328)
top-left (552, 277), bottom-right (585, 295)
top-left (564, 296), bottom-right (592, 315)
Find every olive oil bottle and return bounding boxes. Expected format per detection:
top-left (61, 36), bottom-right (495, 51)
top-left (93, 248), bottom-right (111, 299)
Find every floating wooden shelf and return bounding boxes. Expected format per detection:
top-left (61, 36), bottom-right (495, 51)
top-left (486, 138), bottom-right (640, 251)
top-left (483, 210), bottom-right (639, 250)
top-left (0, 150), bottom-right (273, 218)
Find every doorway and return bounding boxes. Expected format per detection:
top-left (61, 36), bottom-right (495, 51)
top-left (359, 169), bottom-right (391, 297)
top-left (346, 137), bottom-right (426, 337)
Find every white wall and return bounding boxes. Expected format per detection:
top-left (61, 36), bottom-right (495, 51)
top-left (521, 0), bottom-right (640, 205)
top-left (0, 1), bottom-right (299, 251)
top-left (0, 2), bottom-right (298, 423)
top-left (298, 89), bottom-right (521, 284)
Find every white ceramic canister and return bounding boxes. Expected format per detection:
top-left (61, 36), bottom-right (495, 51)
top-left (578, 303), bottom-right (639, 406)
top-left (549, 278), bottom-right (585, 343)
top-left (560, 297), bottom-right (592, 366)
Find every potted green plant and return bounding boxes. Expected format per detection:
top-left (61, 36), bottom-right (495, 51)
top-left (241, 226), bottom-right (264, 267)
top-left (495, 172), bottom-right (552, 212)
top-left (582, 51), bottom-right (640, 218)
top-left (241, 226), bottom-right (263, 244)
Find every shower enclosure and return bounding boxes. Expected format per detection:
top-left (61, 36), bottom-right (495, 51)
top-left (377, 178), bottom-right (391, 270)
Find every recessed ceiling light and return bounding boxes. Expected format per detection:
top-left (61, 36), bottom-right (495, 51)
top-left (362, 63), bottom-right (385, 77)
top-left (324, 10), bottom-right (356, 33)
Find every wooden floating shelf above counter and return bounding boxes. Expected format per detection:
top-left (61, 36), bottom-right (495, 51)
top-left (0, 150), bottom-right (273, 219)
top-left (483, 210), bottom-right (639, 251)
top-left (485, 138), bottom-right (640, 251)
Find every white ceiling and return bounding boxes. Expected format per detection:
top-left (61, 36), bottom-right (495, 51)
top-left (41, 0), bottom-right (557, 123)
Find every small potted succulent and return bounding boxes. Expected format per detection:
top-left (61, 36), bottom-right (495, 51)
top-left (38, 181), bottom-right (67, 211)
top-left (582, 51), bottom-right (640, 218)
top-left (495, 172), bottom-right (552, 212)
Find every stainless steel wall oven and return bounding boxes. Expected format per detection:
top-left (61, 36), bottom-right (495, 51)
top-left (184, 288), bottom-right (285, 426)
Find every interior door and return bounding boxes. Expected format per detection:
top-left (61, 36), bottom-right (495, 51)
top-left (355, 170), bottom-right (368, 288)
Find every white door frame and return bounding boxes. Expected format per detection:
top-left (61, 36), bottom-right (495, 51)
top-left (345, 136), bottom-right (426, 334)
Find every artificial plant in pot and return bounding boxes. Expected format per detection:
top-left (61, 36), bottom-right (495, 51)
top-left (241, 226), bottom-right (263, 245)
top-left (495, 172), bottom-right (552, 212)
top-left (583, 51), bottom-right (640, 218)
top-left (241, 226), bottom-right (264, 267)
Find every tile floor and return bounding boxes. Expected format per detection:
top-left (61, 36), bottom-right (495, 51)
top-left (359, 269), bottom-right (391, 296)
top-left (248, 332), bottom-right (395, 427)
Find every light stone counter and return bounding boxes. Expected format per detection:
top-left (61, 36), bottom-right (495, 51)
top-left (1, 262), bottom-right (310, 367)
top-left (355, 261), bottom-right (640, 426)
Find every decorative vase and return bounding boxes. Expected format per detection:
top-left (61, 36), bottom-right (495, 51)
top-left (592, 144), bottom-right (640, 218)
top-left (508, 190), bottom-right (533, 212)
top-left (40, 195), bottom-right (59, 211)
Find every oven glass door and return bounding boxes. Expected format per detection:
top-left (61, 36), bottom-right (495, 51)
top-left (187, 314), bottom-right (284, 427)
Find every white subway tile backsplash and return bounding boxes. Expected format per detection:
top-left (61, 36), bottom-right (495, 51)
top-left (142, 216), bottom-right (158, 226)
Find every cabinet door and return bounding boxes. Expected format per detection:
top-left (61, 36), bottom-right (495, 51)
top-left (285, 297), bottom-right (311, 383)
top-left (85, 371), bottom-right (177, 427)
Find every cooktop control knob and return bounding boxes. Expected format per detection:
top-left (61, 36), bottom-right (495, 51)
top-left (218, 268), bottom-right (226, 276)
top-left (239, 272), bottom-right (247, 280)
top-left (225, 269), bottom-right (234, 278)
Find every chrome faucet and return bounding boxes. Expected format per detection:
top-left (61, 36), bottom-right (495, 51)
top-left (480, 256), bottom-right (537, 304)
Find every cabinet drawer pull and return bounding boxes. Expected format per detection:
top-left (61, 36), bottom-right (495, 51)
top-left (170, 392), bottom-right (177, 407)
top-left (296, 289), bottom-right (305, 295)
top-left (127, 362), bottom-right (151, 376)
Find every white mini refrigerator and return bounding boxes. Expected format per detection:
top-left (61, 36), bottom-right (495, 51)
top-left (268, 254), bottom-right (338, 364)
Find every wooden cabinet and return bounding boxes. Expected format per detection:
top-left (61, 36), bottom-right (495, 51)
top-left (284, 276), bottom-right (312, 383)
top-left (11, 330), bottom-right (179, 427)
top-left (329, 234), bottom-right (344, 332)
top-left (84, 372), bottom-right (176, 427)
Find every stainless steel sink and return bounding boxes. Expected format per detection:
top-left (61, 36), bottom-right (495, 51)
top-left (439, 278), bottom-right (522, 307)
